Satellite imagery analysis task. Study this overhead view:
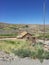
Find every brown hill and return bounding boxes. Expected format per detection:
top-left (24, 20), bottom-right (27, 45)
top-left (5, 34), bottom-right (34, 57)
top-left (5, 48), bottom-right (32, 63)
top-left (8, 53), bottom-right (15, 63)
top-left (0, 22), bottom-right (49, 34)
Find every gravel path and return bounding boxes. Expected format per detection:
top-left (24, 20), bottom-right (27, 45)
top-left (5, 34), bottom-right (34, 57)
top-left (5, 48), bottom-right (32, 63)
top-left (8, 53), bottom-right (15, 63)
top-left (37, 39), bottom-right (49, 45)
top-left (0, 57), bottom-right (49, 65)
top-left (0, 51), bottom-right (49, 65)
top-left (0, 38), bottom-right (16, 40)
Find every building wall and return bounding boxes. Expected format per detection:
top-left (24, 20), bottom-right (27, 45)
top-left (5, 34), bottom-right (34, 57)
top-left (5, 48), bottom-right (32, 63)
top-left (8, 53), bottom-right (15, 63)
top-left (21, 33), bottom-right (36, 43)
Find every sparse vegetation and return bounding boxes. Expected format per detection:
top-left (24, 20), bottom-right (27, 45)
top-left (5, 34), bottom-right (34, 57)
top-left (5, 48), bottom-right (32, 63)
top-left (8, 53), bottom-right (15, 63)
top-left (0, 23), bottom-right (49, 63)
top-left (38, 33), bottom-right (49, 40)
top-left (0, 34), bottom-right (17, 38)
top-left (0, 23), bottom-right (49, 39)
top-left (0, 39), bottom-right (49, 63)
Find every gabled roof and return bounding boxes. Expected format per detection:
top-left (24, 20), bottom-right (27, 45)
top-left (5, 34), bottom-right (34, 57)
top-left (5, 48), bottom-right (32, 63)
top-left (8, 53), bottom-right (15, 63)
top-left (21, 31), bottom-right (27, 36)
top-left (17, 31), bottom-right (31, 38)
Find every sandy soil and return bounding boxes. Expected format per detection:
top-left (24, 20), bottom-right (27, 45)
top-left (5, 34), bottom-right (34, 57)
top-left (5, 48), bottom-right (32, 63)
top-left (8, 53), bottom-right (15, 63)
top-left (0, 57), bottom-right (49, 65)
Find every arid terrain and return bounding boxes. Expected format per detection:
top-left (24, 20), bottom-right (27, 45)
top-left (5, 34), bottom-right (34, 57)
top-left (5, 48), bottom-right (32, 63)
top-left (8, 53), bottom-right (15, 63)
top-left (0, 22), bottom-right (49, 65)
top-left (0, 22), bottom-right (49, 34)
top-left (0, 57), bottom-right (49, 65)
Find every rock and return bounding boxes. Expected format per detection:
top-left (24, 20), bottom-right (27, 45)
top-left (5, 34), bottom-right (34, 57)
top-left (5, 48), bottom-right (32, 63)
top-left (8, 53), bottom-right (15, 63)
top-left (0, 50), bottom-right (16, 61)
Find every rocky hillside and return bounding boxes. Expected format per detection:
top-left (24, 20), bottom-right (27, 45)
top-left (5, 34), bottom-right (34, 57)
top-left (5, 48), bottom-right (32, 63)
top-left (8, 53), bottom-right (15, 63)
top-left (0, 22), bottom-right (49, 35)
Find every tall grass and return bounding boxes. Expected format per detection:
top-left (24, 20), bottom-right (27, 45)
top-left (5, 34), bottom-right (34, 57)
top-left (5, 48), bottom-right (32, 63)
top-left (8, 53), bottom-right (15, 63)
top-left (0, 40), bottom-right (49, 63)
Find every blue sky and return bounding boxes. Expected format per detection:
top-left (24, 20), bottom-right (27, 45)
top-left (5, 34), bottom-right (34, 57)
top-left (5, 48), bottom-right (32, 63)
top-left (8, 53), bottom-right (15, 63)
top-left (0, 0), bottom-right (49, 24)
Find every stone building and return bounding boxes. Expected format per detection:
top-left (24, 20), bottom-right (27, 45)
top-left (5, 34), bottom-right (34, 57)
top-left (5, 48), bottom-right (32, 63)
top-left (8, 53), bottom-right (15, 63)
top-left (17, 31), bottom-right (36, 43)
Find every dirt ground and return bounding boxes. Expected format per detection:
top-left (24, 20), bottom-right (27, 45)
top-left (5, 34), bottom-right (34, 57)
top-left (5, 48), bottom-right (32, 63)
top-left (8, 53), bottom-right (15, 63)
top-left (0, 57), bottom-right (49, 65)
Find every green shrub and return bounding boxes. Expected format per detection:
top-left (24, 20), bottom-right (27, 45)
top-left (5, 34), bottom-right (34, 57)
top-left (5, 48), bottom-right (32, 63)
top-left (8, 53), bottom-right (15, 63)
top-left (3, 40), bottom-right (16, 45)
top-left (0, 33), bottom-right (17, 38)
top-left (37, 42), bottom-right (43, 46)
top-left (43, 51), bottom-right (49, 59)
top-left (30, 51), bottom-right (37, 59)
top-left (36, 48), bottom-right (44, 59)
top-left (13, 48), bottom-right (31, 58)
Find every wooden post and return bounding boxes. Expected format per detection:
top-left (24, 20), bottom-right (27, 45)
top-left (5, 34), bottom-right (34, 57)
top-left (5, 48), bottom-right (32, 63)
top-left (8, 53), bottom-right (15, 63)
top-left (43, 0), bottom-right (46, 43)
